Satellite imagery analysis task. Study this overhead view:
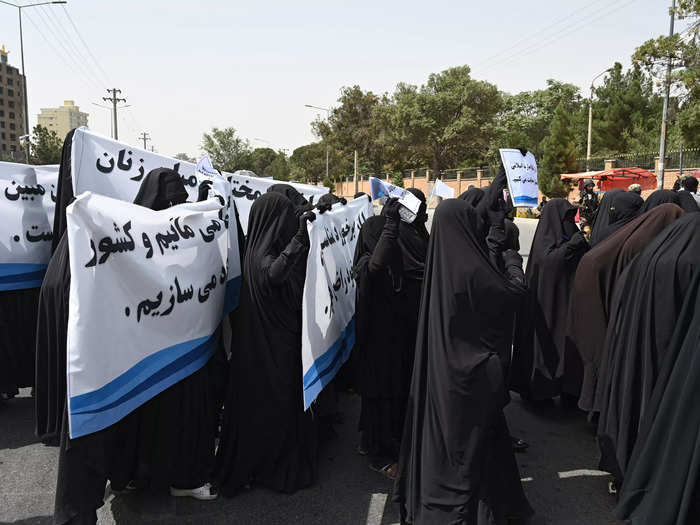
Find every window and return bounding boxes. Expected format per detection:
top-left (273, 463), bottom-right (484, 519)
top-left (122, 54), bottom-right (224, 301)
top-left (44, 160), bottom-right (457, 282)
top-left (0, 99), bottom-right (3, 106)
top-left (0, 87), bottom-right (3, 95)
top-left (1, 132), bottom-right (4, 139)
top-left (7, 78), bottom-right (13, 86)
top-left (10, 144), bottom-right (16, 152)
top-left (1, 144), bottom-right (5, 151)
top-left (8, 101), bottom-right (14, 108)
top-left (0, 121), bottom-right (4, 128)
top-left (0, 110), bottom-right (3, 117)
top-left (10, 133), bottom-right (15, 141)
top-left (9, 123), bottom-right (14, 130)
top-left (7, 89), bottom-right (13, 97)
top-left (8, 112), bottom-right (13, 119)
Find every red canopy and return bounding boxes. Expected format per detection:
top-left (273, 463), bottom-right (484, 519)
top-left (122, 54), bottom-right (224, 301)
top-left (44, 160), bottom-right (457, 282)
top-left (561, 167), bottom-right (657, 192)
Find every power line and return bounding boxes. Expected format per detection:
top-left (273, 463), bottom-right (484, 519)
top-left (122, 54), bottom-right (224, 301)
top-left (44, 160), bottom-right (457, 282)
top-left (138, 132), bottom-right (151, 150)
top-left (103, 89), bottom-right (127, 140)
top-left (479, 0), bottom-right (637, 74)
top-left (473, 0), bottom-right (610, 69)
top-left (39, 4), bottom-right (108, 88)
top-left (29, 6), bottom-right (103, 91)
top-left (61, 5), bottom-right (113, 87)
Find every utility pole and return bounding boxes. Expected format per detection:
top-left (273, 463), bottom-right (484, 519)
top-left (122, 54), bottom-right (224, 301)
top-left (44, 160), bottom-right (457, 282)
top-left (103, 88), bottom-right (126, 140)
top-left (354, 150), bottom-right (358, 195)
top-left (657, 0), bottom-right (676, 189)
top-left (139, 132), bottom-right (151, 150)
top-left (586, 68), bottom-right (613, 171)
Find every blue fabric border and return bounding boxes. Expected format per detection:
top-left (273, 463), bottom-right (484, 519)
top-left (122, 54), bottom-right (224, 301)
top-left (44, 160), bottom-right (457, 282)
top-left (68, 330), bottom-right (219, 439)
top-left (513, 195), bottom-right (538, 206)
top-left (303, 318), bottom-right (355, 409)
top-left (0, 264), bottom-right (47, 291)
top-left (223, 274), bottom-right (242, 314)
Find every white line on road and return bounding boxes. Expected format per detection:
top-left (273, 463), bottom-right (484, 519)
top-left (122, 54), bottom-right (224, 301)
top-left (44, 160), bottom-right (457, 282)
top-left (366, 492), bottom-right (388, 525)
top-left (557, 469), bottom-right (609, 479)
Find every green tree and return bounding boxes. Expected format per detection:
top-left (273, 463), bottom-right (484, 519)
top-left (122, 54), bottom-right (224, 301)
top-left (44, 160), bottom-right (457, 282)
top-left (386, 66), bottom-right (503, 175)
top-left (540, 103), bottom-right (578, 197)
top-left (391, 172), bottom-right (404, 188)
top-left (249, 147), bottom-right (278, 174)
top-left (264, 152), bottom-right (291, 180)
top-left (322, 177), bottom-right (335, 193)
top-left (29, 125), bottom-right (62, 165)
top-left (174, 152), bottom-right (195, 163)
top-left (290, 143), bottom-right (327, 184)
top-left (200, 127), bottom-right (252, 172)
top-left (633, 1), bottom-right (700, 144)
top-left (592, 63), bottom-right (663, 153)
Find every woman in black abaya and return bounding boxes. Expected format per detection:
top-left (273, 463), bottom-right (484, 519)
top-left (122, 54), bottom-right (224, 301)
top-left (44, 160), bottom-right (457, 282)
top-left (266, 183), bottom-right (314, 216)
top-left (393, 196), bottom-right (532, 525)
top-left (511, 199), bottom-right (588, 401)
top-left (639, 189), bottom-right (681, 213)
top-left (596, 212), bottom-right (700, 488)
top-left (353, 189), bottom-right (429, 477)
top-left (215, 192), bottom-right (318, 495)
top-left (46, 168), bottom-right (221, 525)
top-left (589, 190), bottom-right (643, 246)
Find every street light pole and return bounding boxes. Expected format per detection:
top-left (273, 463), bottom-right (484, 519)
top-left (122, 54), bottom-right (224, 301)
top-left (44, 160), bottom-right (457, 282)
top-left (304, 104), bottom-right (330, 182)
top-left (586, 67), bottom-right (613, 171)
top-left (657, 0), bottom-right (676, 190)
top-left (0, 0), bottom-right (68, 163)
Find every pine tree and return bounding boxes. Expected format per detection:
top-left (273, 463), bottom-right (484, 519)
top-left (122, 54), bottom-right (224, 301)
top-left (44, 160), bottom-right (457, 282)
top-left (539, 103), bottom-right (578, 197)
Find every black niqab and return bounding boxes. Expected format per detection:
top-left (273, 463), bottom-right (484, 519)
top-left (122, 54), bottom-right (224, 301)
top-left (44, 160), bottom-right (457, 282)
top-left (640, 189), bottom-right (681, 213)
top-left (133, 168), bottom-right (188, 210)
top-left (393, 199), bottom-right (532, 524)
top-left (266, 183), bottom-right (313, 215)
top-left (590, 190), bottom-right (643, 246)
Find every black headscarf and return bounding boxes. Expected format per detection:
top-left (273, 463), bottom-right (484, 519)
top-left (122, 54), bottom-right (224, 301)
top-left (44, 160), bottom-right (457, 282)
top-left (677, 189), bottom-right (700, 213)
top-left (266, 183), bottom-right (313, 216)
top-left (511, 199), bottom-right (588, 400)
top-left (216, 192), bottom-right (317, 495)
top-left (458, 187), bottom-right (485, 206)
top-left (640, 189), bottom-right (681, 213)
top-left (133, 168), bottom-right (188, 210)
top-left (591, 190), bottom-right (643, 246)
top-left (596, 212), bottom-right (700, 485)
top-left (393, 199), bottom-right (532, 524)
top-left (51, 130), bottom-right (76, 254)
top-left (400, 188), bottom-right (429, 279)
top-left (589, 189), bottom-right (623, 246)
top-left (316, 192), bottom-right (342, 209)
top-left (566, 204), bottom-right (684, 412)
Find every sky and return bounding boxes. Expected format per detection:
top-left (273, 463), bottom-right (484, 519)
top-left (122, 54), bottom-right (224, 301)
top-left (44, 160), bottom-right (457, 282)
top-left (0, 0), bottom-right (679, 158)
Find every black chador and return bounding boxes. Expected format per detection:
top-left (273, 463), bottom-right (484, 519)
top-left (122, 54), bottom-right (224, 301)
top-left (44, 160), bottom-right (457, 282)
top-left (353, 189), bottom-right (428, 472)
top-left (589, 190), bottom-right (643, 246)
top-left (596, 212), bottom-right (700, 487)
top-left (511, 199), bottom-right (588, 400)
top-left (215, 193), bottom-right (318, 495)
top-left (393, 191), bottom-right (532, 524)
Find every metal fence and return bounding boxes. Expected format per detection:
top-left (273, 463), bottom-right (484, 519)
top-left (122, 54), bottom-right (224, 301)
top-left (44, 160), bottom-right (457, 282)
top-left (576, 147), bottom-right (700, 172)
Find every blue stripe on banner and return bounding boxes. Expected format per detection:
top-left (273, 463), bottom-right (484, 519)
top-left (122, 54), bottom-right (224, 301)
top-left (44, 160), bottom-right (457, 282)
top-left (68, 330), bottom-right (219, 439)
top-left (0, 264), bottom-right (47, 291)
top-left (223, 274), bottom-right (242, 314)
top-left (302, 318), bottom-right (355, 409)
top-left (513, 195), bottom-right (538, 206)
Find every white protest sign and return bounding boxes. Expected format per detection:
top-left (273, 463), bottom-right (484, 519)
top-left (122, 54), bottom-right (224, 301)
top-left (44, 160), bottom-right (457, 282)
top-left (0, 161), bottom-right (55, 290)
top-left (499, 148), bottom-right (539, 208)
top-left (34, 165), bottom-right (60, 231)
top-left (301, 198), bottom-right (373, 408)
top-left (66, 192), bottom-right (228, 438)
top-left (70, 127), bottom-right (241, 312)
top-left (431, 178), bottom-right (455, 199)
top-left (368, 176), bottom-right (422, 216)
top-left (228, 172), bottom-right (329, 232)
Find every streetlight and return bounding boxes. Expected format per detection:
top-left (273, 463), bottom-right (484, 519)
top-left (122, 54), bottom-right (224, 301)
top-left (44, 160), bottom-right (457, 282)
top-left (0, 0), bottom-right (68, 163)
top-left (304, 104), bottom-right (330, 182)
top-left (586, 67), bottom-right (613, 171)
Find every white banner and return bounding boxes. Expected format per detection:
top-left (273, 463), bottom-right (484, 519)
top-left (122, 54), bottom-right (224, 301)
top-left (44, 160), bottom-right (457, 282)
top-left (0, 161), bottom-right (58, 290)
top-left (499, 148), bottom-right (539, 208)
top-left (34, 165), bottom-right (60, 232)
top-left (70, 127), bottom-right (241, 312)
top-left (301, 198), bottom-right (373, 408)
top-left (431, 178), bottom-right (455, 199)
top-left (228, 171), bottom-right (328, 233)
top-left (66, 192), bottom-right (228, 438)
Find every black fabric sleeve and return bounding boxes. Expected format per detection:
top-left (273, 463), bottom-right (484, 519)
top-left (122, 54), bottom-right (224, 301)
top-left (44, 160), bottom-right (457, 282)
top-left (486, 224), bottom-right (506, 272)
top-left (502, 249), bottom-right (525, 286)
top-left (369, 217), bottom-right (401, 274)
top-left (268, 237), bottom-right (307, 286)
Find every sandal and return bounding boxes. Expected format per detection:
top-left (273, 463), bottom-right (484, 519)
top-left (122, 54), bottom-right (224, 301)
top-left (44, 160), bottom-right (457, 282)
top-left (370, 461), bottom-right (398, 480)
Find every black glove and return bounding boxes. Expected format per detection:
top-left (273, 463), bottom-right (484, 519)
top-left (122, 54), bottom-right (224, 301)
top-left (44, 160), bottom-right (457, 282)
top-left (383, 197), bottom-right (401, 221)
top-left (316, 202), bottom-right (333, 214)
top-left (339, 197), bottom-right (347, 205)
top-left (486, 167), bottom-right (508, 226)
top-left (517, 147), bottom-right (528, 156)
top-left (295, 211), bottom-right (316, 246)
top-left (197, 180), bottom-right (213, 202)
top-left (503, 249), bottom-right (523, 269)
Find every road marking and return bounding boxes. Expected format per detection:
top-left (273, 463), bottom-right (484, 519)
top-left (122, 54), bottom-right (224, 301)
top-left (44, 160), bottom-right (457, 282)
top-left (521, 477), bottom-right (534, 482)
top-left (366, 492), bottom-right (388, 525)
top-left (557, 469), bottom-right (609, 479)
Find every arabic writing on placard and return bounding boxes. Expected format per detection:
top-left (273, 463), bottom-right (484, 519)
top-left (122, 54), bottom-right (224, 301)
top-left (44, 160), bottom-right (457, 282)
top-left (2, 180), bottom-right (54, 245)
top-left (84, 216), bottom-right (225, 268)
top-left (126, 267), bottom-right (227, 322)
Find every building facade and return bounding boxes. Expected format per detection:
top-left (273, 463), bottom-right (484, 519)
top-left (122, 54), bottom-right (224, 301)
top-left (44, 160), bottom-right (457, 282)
top-left (37, 100), bottom-right (88, 140)
top-left (0, 44), bottom-right (27, 160)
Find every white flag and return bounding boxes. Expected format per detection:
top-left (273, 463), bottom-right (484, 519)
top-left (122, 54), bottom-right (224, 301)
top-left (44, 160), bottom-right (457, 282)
top-left (431, 178), bottom-right (455, 199)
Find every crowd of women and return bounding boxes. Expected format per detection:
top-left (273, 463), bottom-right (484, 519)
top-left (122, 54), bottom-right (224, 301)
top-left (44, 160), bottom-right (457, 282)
top-left (1, 134), bottom-right (700, 525)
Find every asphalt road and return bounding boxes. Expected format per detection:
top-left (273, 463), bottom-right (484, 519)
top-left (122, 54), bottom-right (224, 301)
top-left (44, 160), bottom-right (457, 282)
top-left (1, 388), bottom-right (619, 525)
